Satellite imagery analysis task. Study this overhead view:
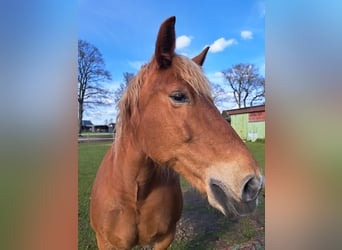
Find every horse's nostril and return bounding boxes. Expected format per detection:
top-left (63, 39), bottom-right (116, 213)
top-left (242, 177), bottom-right (261, 202)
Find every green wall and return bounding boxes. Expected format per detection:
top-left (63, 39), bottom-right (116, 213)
top-left (246, 121), bottom-right (265, 141)
top-left (231, 114), bottom-right (248, 139)
top-left (230, 114), bottom-right (265, 141)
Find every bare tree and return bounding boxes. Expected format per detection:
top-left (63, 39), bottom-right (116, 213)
top-left (222, 63), bottom-right (265, 108)
top-left (210, 82), bottom-right (226, 107)
top-left (250, 78), bottom-right (265, 106)
top-left (114, 72), bottom-right (134, 110)
top-left (78, 40), bottom-right (112, 134)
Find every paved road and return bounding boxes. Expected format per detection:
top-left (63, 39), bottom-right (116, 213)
top-left (78, 137), bottom-right (114, 143)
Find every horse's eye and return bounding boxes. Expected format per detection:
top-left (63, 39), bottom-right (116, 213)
top-left (169, 90), bottom-right (190, 104)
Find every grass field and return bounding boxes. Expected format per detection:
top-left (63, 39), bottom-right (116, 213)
top-left (78, 141), bottom-right (264, 249)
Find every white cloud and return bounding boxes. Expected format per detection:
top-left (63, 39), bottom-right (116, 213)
top-left (258, 0), bottom-right (266, 18)
top-left (84, 106), bottom-right (117, 125)
top-left (128, 60), bottom-right (145, 71)
top-left (241, 30), bottom-right (253, 40)
top-left (209, 38), bottom-right (237, 53)
top-left (207, 71), bottom-right (225, 85)
top-left (176, 35), bottom-right (192, 49)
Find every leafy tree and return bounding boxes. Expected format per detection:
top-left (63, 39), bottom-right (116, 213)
top-left (114, 72), bottom-right (134, 110)
top-left (222, 63), bottom-right (265, 108)
top-left (78, 40), bottom-right (112, 134)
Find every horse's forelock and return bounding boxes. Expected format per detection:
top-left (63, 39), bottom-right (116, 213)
top-left (115, 55), bottom-right (212, 141)
top-left (172, 55), bottom-right (212, 98)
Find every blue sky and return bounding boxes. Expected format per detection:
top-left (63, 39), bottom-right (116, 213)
top-left (79, 0), bottom-right (265, 124)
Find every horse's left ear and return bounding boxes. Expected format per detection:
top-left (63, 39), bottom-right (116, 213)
top-left (192, 46), bottom-right (210, 66)
top-left (155, 16), bottom-right (176, 69)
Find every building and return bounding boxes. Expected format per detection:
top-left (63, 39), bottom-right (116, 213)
top-left (81, 120), bottom-right (93, 132)
top-left (108, 123), bottom-right (116, 133)
top-left (93, 125), bottom-right (109, 133)
top-left (222, 105), bottom-right (265, 142)
top-left (81, 120), bottom-right (112, 133)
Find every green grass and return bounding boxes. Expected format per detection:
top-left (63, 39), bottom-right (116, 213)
top-left (245, 141), bottom-right (265, 171)
top-left (240, 217), bottom-right (255, 238)
top-left (78, 141), bottom-right (264, 249)
top-left (78, 142), bottom-right (112, 249)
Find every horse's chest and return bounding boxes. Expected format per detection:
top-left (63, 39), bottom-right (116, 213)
top-left (136, 207), bottom-right (174, 245)
top-left (136, 189), bottom-right (182, 244)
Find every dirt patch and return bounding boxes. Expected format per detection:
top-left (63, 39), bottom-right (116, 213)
top-left (172, 187), bottom-right (265, 249)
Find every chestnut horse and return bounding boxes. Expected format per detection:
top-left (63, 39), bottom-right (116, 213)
top-left (90, 16), bottom-right (263, 250)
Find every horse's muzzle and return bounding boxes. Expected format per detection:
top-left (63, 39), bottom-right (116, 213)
top-left (208, 176), bottom-right (263, 216)
top-left (242, 175), bottom-right (263, 202)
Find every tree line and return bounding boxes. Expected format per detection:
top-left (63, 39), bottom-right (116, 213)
top-left (78, 40), bottom-right (265, 133)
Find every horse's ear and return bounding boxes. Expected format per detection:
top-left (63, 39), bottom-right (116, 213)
top-left (155, 16), bottom-right (176, 69)
top-left (192, 46), bottom-right (210, 66)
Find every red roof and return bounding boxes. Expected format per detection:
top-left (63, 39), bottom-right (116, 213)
top-left (225, 105), bottom-right (265, 115)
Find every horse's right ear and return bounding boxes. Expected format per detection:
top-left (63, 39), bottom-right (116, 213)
top-left (192, 46), bottom-right (210, 66)
top-left (155, 16), bottom-right (176, 69)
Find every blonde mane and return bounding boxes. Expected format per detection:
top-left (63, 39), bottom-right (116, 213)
top-left (115, 55), bottom-right (212, 141)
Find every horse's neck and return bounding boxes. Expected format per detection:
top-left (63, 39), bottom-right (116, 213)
top-left (112, 137), bottom-right (156, 202)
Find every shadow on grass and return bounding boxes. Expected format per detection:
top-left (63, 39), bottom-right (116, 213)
top-left (170, 186), bottom-right (265, 250)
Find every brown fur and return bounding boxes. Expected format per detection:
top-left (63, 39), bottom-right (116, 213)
top-left (90, 16), bottom-right (263, 250)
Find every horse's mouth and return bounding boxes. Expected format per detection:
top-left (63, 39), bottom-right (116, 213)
top-left (207, 179), bottom-right (258, 216)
